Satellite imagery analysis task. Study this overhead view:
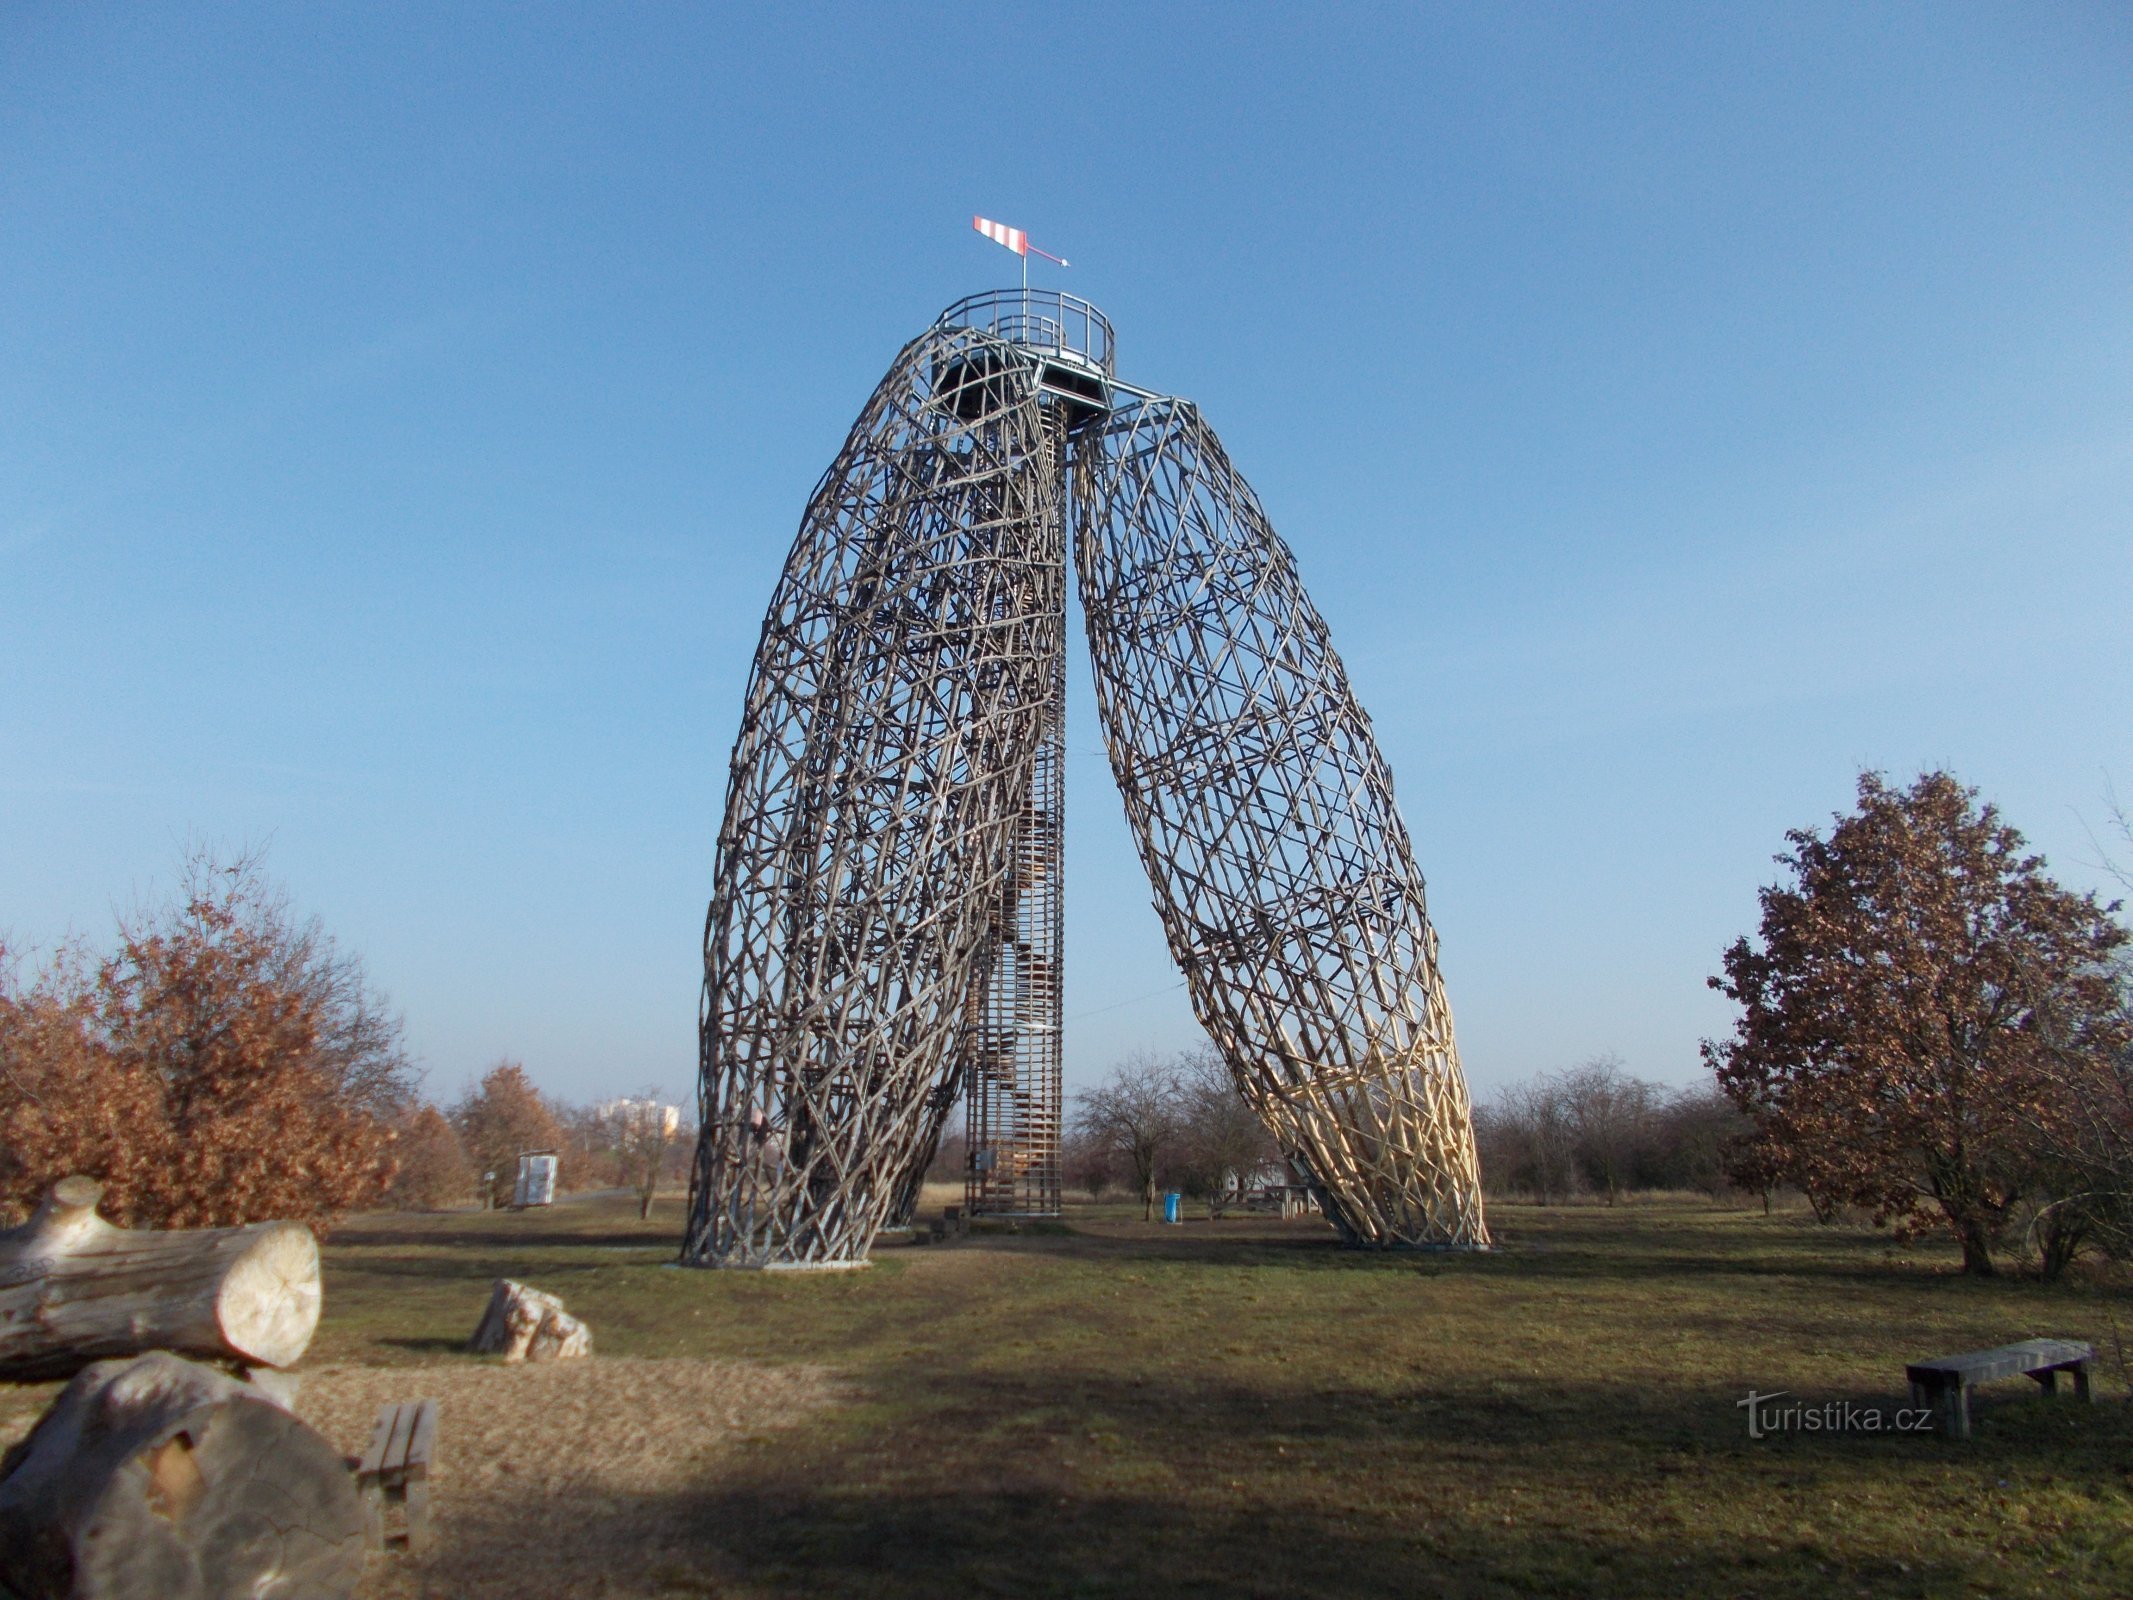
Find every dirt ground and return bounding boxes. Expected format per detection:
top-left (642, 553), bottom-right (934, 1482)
top-left (300, 1356), bottom-right (838, 1599)
top-left (0, 1349), bottom-right (837, 1600)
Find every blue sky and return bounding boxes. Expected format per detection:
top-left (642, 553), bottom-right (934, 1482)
top-left (4, 4), bottom-right (2129, 1110)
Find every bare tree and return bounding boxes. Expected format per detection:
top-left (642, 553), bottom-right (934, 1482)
top-left (1060, 1128), bottom-right (1114, 1201)
top-left (2006, 781), bottom-right (2133, 1272)
top-left (1173, 1045), bottom-right (1279, 1216)
top-left (2015, 959), bottom-right (2133, 1273)
top-left (1476, 1075), bottom-right (1580, 1203)
top-left (1559, 1054), bottom-right (1660, 1205)
top-left (2082, 777), bottom-right (2133, 898)
top-left (924, 1115), bottom-right (968, 1184)
top-left (613, 1091), bottom-right (682, 1220)
top-left (552, 1100), bottom-right (610, 1191)
top-left (1073, 1052), bottom-right (1186, 1221)
top-left (1650, 1084), bottom-right (1751, 1198)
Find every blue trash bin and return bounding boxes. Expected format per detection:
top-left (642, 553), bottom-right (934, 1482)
top-left (1162, 1190), bottom-right (1182, 1224)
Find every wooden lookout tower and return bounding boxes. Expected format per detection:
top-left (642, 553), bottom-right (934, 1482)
top-left (682, 291), bottom-right (1490, 1269)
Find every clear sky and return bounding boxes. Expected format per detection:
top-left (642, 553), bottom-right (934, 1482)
top-left (4, 4), bottom-right (2129, 1111)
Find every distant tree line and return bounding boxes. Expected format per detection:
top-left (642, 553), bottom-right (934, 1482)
top-left (394, 1065), bottom-right (694, 1219)
top-left (1473, 1057), bottom-right (1747, 1205)
top-left (1062, 1047), bottom-right (1764, 1219)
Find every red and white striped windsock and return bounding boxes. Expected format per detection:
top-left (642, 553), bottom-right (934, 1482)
top-left (974, 215), bottom-right (1026, 256)
top-left (973, 215), bottom-right (1069, 266)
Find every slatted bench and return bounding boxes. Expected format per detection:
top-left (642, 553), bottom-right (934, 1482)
top-left (356, 1397), bottom-right (439, 1553)
top-left (1906, 1338), bottom-right (2091, 1439)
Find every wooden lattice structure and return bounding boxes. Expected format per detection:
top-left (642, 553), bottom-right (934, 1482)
top-left (1077, 398), bottom-right (1489, 1248)
top-left (680, 312), bottom-right (1068, 1267)
top-left (683, 291), bottom-right (1488, 1267)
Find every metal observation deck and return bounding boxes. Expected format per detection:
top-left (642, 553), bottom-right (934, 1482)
top-left (934, 290), bottom-right (1116, 424)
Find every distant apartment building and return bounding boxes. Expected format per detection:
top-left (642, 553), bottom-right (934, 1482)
top-left (595, 1097), bottom-right (682, 1139)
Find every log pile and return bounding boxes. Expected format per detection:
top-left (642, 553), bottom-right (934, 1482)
top-left (0, 1351), bottom-right (364, 1599)
top-left (468, 1279), bottom-right (591, 1363)
top-left (0, 1177), bottom-right (321, 1382)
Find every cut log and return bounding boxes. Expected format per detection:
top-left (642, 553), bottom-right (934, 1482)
top-left (0, 1350), bottom-right (365, 1600)
top-left (0, 1177), bottom-right (320, 1381)
top-left (467, 1278), bottom-right (591, 1363)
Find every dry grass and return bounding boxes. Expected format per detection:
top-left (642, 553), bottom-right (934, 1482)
top-left (7, 1190), bottom-right (2133, 1598)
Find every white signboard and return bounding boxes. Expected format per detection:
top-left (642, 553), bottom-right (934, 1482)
top-left (513, 1152), bottom-right (559, 1208)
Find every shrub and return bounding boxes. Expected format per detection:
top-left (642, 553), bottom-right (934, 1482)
top-left (0, 846), bottom-right (414, 1229)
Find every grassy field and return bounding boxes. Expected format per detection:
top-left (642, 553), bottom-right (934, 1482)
top-left (20, 1191), bottom-right (2127, 1598)
top-left (277, 1189), bottom-right (2133, 1599)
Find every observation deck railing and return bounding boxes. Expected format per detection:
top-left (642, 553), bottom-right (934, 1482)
top-left (936, 290), bottom-right (1115, 378)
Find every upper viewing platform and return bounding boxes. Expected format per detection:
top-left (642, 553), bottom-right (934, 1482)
top-left (934, 290), bottom-right (1116, 423)
top-left (935, 290), bottom-right (1115, 379)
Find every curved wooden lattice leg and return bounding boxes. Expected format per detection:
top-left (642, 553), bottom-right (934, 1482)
top-left (1076, 398), bottom-right (1489, 1248)
top-left (681, 328), bottom-right (1064, 1268)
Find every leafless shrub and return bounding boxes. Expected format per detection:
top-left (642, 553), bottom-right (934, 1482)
top-left (1477, 1060), bottom-right (1751, 1205)
top-left (1072, 1052), bottom-right (1187, 1220)
top-left (1171, 1045), bottom-right (1281, 1216)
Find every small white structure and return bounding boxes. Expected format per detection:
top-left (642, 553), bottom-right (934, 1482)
top-left (511, 1151), bottom-right (559, 1208)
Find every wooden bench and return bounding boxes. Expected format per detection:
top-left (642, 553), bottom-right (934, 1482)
top-left (355, 1398), bottom-right (439, 1553)
top-left (1906, 1338), bottom-right (2091, 1439)
top-left (1247, 1184), bottom-right (1313, 1220)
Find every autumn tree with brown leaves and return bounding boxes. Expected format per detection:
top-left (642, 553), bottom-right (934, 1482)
top-left (2023, 790), bottom-right (2133, 1266)
top-left (385, 1104), bottom-right (476, 1210)
top-left (453, 1059), bottom-right (564, 1207)
top-left (0, 942), bottom-right (162, 1220)
top-left (1705, 771), bottom-right (2129, 1275)
top-left (0, 847), bottom-right (416, 1229)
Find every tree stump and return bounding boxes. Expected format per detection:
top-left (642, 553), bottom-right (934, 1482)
top-left (0, 1351), bottom-right (365, 1600)
top-left (467, 1278), bottom-right (591, 1363)
top-left (0, 1177), bottom-right (321, 1381)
